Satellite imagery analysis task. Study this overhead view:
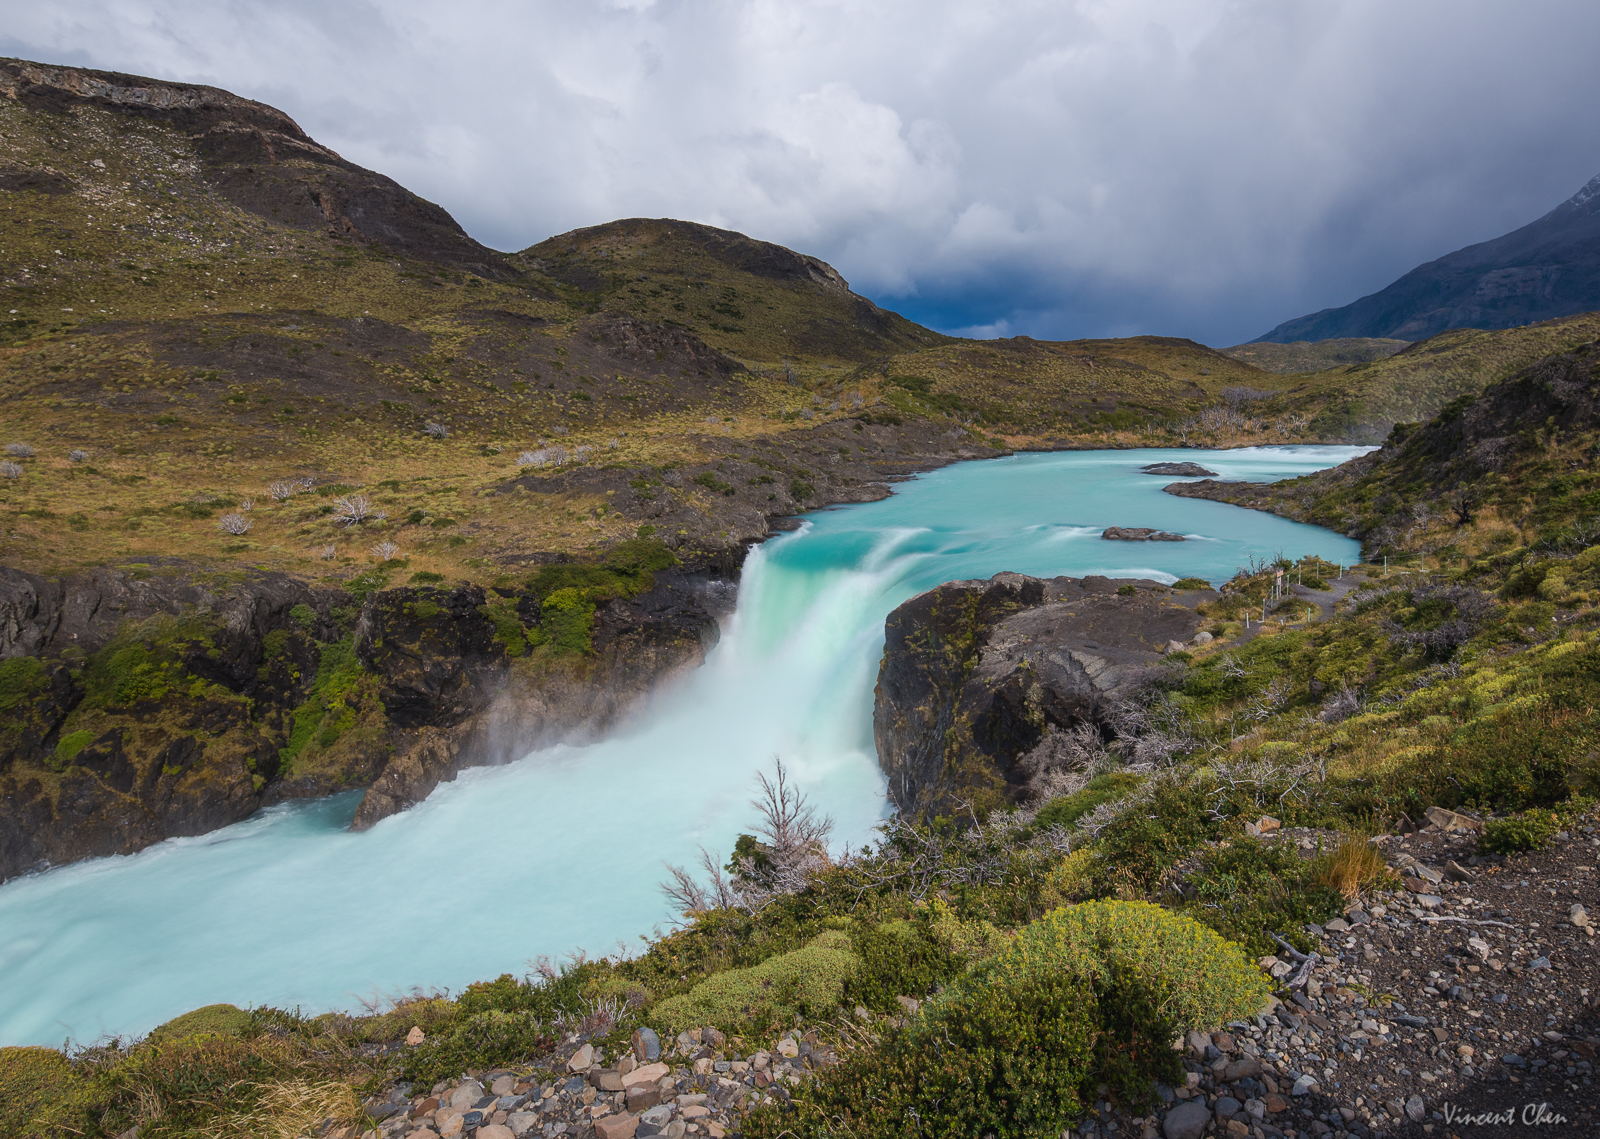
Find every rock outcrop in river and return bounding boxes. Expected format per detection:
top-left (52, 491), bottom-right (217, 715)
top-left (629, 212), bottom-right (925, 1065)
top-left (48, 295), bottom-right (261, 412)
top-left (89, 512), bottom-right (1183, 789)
top-left (872, 572), bottom-right (1214, 818)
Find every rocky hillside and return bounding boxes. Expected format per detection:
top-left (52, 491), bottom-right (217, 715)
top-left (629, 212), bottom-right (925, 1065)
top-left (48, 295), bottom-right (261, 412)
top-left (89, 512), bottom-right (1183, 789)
top-left (1165, 337), bottom-right (1600, 560)
top-left (1257, 173), bottom-right (1600, 343)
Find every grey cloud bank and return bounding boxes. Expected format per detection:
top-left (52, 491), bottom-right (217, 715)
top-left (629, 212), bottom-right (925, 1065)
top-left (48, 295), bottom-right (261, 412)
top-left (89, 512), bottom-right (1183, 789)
top-left (4, 0), bottom-right (1599, 346)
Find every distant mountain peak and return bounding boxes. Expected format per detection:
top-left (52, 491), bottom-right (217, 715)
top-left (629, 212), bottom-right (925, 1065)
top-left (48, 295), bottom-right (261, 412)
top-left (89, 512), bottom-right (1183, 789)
top-left (1256, 170), bottom-right (1600, 344)
top-left (1557, 171), bottom-right (1600, 214)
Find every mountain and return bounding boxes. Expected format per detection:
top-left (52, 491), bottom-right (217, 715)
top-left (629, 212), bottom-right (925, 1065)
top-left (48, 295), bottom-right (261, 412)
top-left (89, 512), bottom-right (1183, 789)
top-left (1255, 172), bottom-right (1600, 343)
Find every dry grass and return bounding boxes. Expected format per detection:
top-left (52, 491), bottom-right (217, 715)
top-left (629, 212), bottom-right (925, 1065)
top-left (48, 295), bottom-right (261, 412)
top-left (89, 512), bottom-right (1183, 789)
top-left (196, 1078), bottom-right (365, 1139)
top-left (1311, 836), bottom-right (1393, 900)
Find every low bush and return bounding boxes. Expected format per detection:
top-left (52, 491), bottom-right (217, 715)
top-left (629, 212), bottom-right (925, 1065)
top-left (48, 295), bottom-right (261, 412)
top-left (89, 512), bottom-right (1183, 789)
top-left (0, 1046), bottom-right (100, 1138)
top-left (1175, 838), bottom-right (1344, 955)
top-left (1031, 772), bottom-right (1146, 834)
top-left (400, 1009), bottom-right (552, 1087)
top-left (650, 930), bottom-right (859, 1035)
top-left (147, 1002), bottom-right (253, 1042)
top-left (1478, 809), bottom-right (1561, 854)
top-left (845, 916), bottom-right (965, 1013)
top-left (1171, 577), bottom-right (1212, 590)
top-left (749, 902), bottom-right (1267, 1138)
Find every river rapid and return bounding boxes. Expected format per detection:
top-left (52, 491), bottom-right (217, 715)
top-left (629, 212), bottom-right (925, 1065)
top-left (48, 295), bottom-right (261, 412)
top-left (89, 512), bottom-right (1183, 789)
top-left (0, 446), bottom-right (1368, 1046)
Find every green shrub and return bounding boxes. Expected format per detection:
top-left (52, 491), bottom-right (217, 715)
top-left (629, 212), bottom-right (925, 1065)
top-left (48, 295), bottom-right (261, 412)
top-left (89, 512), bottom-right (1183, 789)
top-left (536, 587), bottom-right (596, 655)
top-left (996, 901), bottom-right (1269, 1039)
top-left (1117, 583), bottom-right (1137, 596)
top-left (148, 1003), bottom-right (253, 1042)
top-left (1171, 577), bottom-right (1212, 590)
top-left (650, 930), bottom-right (858, 1034)
top-left (0, 1046), bottom-right (104, 1139)
top-left (479, 600), bottom-right (529, 658)
top-left (52, 729), bottom-right (96, 769)
top-left (1176, 838), bottom-right (1343, 954)
top-left (289, 602), bottom-right (317, 630)
top-left (845, 917), bottom-right (965, 1014)
top-left (0, 656), bottom-right (47, 713)
top-left (401, 1010), bottom-right (552, 1086)
top-left (409, 570), bottom-right (446, 584)
top-left (1478, 809), bottom-right (1561, 854)
top-left (752, 902), bottom-right (1265, 1138)
top-left (1092, 777), bottom-right (1214, 894)
top-left (1031, 772), bottom-right (1145, 834)
top-left (748, 959), bottom-right (1098, 1139)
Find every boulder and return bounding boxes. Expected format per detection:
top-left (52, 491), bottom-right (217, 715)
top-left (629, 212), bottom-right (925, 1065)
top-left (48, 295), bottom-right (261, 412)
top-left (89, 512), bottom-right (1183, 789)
top-left (1102, 526), bottom-right (1186, 541)
top-left (594, 1113), bottom-right (639, 1139)
top-left (632, 1026), bottom-right (662, 1062)
top-left (567, 1043), bottom-right (594, 1072)
top-left (1164, 1101), bottom-right (1212, 1139)
top-left (1141, 462), bottom-right (1219, 476)
top-left (1423, 806), bottom-right (1481, 832)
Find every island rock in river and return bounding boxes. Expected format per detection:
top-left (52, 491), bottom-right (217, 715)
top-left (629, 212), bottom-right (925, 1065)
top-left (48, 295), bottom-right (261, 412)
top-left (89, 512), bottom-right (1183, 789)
top-left (872, 573), bottom-right (1215, 818)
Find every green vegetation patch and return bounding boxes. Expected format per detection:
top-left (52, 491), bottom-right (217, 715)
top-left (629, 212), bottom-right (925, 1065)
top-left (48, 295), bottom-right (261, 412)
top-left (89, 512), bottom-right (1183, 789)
top-left (749, 902), bottom-right (1268, 1139)
top-left (147, 1002), bottom-right (252, 1042)
top-left (650, 929), bottom-right (859, 1035)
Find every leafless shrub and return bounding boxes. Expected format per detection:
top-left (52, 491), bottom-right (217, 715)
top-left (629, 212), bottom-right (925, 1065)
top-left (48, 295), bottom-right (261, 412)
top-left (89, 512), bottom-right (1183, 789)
top-left (1318, 685), bottom-right (1363, 723)
top-left (239, 497), bottom-right (255, 512)
top-left (424, 421), bottom-right (449, 439)
top-left (0, 462), bottom-right (21, 479)
top-left (5, 443), bottom-right (34, 458)
top-left (705, 416), bottom-right (720, 425)
top-left (268, 479), bottom-right (301, 500)
top-left (516, 450), bottom-right (544, 468)
top-left (1380, 583), bottom-right (1496, 658)
top-left (800, 408), bottom-right (815, 420)
top-left (1220, 386), bottom-right (1273, 409)
top-left (333, 493), bottom-right (385, 526)
top-left (317, 543), bottom-right (337, 560)
top-left (607, 438), bottom-right (620, 450)
top-left (661, 756), bottom-right (833, 918)
top-left (68, 449), bottom-right (89, 463)
top-left (218, 512), bottom-right (251, 535)
top-left (574, 445), bottom-right (594, 462)
top-left (371, 539), bottom-right (401, 560)
top-left (1020, 722), bottom-right (1110, 790)
top-left (1204, 753), bottom-right (1327, 819)
top-left (551, 425), bottom-right (569, 435)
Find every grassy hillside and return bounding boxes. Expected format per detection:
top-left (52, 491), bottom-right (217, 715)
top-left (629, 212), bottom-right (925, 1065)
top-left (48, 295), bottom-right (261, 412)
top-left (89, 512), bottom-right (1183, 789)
top-left (1220, 337), bottom-right (1407, 374)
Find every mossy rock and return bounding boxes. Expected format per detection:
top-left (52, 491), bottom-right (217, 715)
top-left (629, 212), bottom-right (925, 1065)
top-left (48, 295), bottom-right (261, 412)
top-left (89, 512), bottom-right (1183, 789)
top-left (651, 930), bottom-right (858, 1034)
top-left (147, 1002), bottom-right (252, 1042)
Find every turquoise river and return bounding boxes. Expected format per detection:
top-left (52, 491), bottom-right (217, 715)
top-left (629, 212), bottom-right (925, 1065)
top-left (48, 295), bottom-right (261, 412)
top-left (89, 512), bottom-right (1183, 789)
top-left (0, 446), bottom-right (1369, 1046)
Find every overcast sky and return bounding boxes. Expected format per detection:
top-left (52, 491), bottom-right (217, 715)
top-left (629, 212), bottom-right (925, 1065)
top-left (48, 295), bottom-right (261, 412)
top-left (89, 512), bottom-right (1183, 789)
top-left (6, 0), bottom-right (1600, 345)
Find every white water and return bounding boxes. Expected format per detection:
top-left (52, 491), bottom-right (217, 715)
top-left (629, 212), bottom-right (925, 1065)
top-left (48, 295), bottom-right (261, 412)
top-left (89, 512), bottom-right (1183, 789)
top-left (0, 447), bottom-right (1368, 1046)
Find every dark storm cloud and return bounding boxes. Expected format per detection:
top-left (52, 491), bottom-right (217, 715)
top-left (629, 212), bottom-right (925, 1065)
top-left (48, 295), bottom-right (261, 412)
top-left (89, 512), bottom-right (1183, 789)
top-left (5, 0), bottom-right (1599, 345)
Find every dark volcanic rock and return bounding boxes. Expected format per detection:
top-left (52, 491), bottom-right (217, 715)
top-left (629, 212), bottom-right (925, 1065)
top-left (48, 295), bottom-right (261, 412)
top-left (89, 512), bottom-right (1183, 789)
top-left (873, 573), bottom-right (1214, 817)
top-left (348, 571), bottom-right (719, 830)
top-left (1140, 462), bottom-right (1218, 477)
top-left (1101, 526), bottom-right (1186, 541)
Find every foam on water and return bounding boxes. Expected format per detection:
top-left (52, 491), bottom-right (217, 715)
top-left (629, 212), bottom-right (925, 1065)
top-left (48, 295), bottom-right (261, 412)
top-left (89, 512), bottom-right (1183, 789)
top-left (0, 446), bottom-right (1367, 1045)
